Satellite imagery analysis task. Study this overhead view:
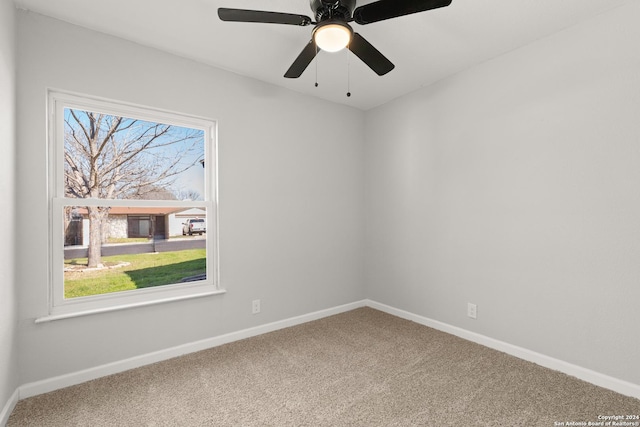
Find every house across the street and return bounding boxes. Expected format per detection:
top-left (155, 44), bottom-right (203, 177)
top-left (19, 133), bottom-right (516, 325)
top-left (65, 207), bottom-right (207, 246)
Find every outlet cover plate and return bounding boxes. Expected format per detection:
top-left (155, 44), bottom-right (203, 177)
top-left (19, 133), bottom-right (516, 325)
top-left (467, 303), bottom-right (477, 319)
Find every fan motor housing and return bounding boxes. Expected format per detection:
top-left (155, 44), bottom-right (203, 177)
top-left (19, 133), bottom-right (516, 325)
top-left (310, 0), bottom-right (356, 22)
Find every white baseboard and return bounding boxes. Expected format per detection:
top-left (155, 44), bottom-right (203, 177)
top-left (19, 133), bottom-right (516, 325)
top-left (18, 300), bottom-right (367, 399)
top-left (366, 299), bottom-right (640, 400)
top-left (0, 388), bottom-right (19, 427)
top-left (13, 298), bottom-right (640, 406)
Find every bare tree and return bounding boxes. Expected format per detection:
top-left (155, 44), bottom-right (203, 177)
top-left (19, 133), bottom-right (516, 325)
top-left (174, 189), bottom-right (202, 201)
top-left (64, 109), bottom-right (203, 267)
top-left (139, 186), bottom-right (179, 201)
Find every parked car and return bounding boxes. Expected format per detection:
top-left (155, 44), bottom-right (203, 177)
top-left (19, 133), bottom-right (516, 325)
top-left (182, 218), bottom-right (206, 235)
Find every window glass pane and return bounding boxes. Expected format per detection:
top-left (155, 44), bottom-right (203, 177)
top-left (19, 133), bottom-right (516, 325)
top-left (49, 92), bottom-right (217, 317)
top-left (64, 108), bottom-right (205, 201)
top-left (63, 205), bottom-right (207, 299)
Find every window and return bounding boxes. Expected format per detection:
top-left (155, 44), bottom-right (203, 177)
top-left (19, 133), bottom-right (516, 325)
top-left (43, 90), bottom-right (221, 321)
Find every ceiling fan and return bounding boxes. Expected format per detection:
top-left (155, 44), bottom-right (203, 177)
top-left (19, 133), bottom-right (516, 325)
top-left (218, 0), bottom-right (452, 79)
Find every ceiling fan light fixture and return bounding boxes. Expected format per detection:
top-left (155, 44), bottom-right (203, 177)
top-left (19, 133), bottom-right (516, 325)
top-left (314, 23), bottom-right (352, 52)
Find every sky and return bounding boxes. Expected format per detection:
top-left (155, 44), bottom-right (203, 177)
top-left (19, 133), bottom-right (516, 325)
top-left (64, 108), bottom-right (205, 201)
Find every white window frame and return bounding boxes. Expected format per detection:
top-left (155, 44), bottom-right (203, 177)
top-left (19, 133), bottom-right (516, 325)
top-left (39, 90), bottom-right (222, 322)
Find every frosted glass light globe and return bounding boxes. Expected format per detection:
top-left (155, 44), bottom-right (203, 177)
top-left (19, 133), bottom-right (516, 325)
top-left (314, 24), bottom-right (352, 53)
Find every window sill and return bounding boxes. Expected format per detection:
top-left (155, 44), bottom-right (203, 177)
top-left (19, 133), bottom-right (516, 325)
top-left (35, 288), bottom-right (226, 323)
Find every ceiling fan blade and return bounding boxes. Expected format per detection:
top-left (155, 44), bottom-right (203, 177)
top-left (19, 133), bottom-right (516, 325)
top-left (348, 33), bottom-right (394, 76)
top-left (284, 40), bottom-right (318, 78)
top-left (353, 0), bottom-right (452, 25)
top-left (218, 8), bottom-right (312, 26)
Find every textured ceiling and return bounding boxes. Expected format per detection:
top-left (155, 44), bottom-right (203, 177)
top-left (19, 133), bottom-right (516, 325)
top-left (14, 0), bottom-right (633, 110)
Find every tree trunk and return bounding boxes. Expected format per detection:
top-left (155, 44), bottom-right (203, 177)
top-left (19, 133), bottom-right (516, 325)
top-left (87, 206), bottom-right (104, 268)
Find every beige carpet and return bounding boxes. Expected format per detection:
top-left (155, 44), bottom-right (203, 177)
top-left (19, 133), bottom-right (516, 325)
top-left (8, 308), bottom-right (640, 426)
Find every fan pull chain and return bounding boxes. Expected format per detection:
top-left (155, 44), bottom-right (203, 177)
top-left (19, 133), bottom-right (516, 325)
top-left (315, 45), bottom-right (319, 88)
top-left (346, 43), bottom-right (351, 97)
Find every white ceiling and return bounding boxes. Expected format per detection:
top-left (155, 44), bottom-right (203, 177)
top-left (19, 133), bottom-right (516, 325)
top-left (14, 0), bottom-right (633, 110)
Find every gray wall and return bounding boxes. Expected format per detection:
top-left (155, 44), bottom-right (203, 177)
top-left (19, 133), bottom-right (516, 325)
top-left (0, 0), bottom-right (18, 416)
top-left (365, 2), bottom-right (640, 385)
top-left (4, 0), bottom-right (640, 411)
top-left (16, 11), bottom-right (365, 384)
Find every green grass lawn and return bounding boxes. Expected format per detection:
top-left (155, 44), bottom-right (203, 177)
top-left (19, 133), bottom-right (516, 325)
top-left (64, 249), bottom-right (206, 299)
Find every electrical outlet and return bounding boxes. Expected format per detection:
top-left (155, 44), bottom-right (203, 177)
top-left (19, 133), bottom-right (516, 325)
top-left (252, 299), bottom-right (261, 314)
top-left (467, 303), bottom-right (477, 319)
